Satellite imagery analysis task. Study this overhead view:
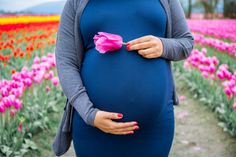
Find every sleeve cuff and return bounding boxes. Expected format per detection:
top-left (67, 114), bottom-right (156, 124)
top-left (159, 37), bottom-right (171, 59)
top-left (72, 89), bottom-right (101, 127)
top-left (87, 108), bottom-right (100, 127)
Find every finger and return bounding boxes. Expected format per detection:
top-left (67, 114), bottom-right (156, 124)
top-left (110, 130), bottom-right (134, 135)
top-left (127, 35), bottom-right (153, 46)
top-left (110, 121), bottom-right (138, 129)
top-left (138, 48), bottom-right (155, 56)
top-left (143, 53), bottom-right (157, 59)
top-left (127, 41), bottom-right (153, 51)
top-left (103, 112), bottom-right (123, 119)
top-left (115, 125), bottom-right (139, 132)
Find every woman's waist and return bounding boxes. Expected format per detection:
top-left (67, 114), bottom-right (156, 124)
top-left (81, 48), bottom-right (171, 71)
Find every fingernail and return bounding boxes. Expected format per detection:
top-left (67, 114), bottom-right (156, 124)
top-left (128, 131), bottom-right (134, 134)
top-left (117, 113), bottom-right (123, 117)
top-left (126, 43), bottom-right (130, 47)
top-left (134, 121), bottom-right (138, 125)
top-left (126, 47), bottom-right (131, 51)
top-left (134, 126), bottom-right (139, 130)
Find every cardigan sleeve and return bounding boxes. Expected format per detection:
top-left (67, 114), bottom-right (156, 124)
top-left (159, 0), bottom-right (194, 61)
top-left (55, 0), bottom-right (100, 127)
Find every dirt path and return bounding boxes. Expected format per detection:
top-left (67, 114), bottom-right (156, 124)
top-left (62, 86), bottom-right (236, 157)
top-left (169, 86), bottom-right (236, 157)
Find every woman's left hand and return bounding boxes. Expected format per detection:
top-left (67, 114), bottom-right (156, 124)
top-left (126, 35), bottom-right (163, 59)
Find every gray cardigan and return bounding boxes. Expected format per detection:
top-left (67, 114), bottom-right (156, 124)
top-left (52, 0), bottom-right (194, 156)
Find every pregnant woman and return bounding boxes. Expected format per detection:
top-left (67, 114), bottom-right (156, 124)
top-left (53, 0), bottom-right (194, 157)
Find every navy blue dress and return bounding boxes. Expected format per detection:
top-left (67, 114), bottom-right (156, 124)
top-left (72, 0), bottom-right (175, 156)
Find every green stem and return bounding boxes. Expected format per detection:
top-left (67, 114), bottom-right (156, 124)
top-left (122, 42), bottom-right (127, 45)
top-left (2, 113), bottom-right (5, 129)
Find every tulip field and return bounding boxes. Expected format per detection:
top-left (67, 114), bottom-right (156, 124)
top-left (0, 15), bottom-right (64, 157)
top-left (173, 20), bottom-right (236, 136)
top-left (0, 15), bottom-right (236, 156)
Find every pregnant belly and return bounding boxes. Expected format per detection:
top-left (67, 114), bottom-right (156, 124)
top-left (80, 48), bottom-right (172, 126)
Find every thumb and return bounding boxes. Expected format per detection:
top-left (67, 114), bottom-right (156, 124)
top-left (104, 112), bottom-right (123, 119)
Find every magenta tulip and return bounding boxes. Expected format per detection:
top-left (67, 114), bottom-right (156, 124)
top-left (23, 78), bottom-right (32, 87)
top-left (14, 99), bottom-right (22, 110)
top-left (93, 32), bottom-right (124, 53)
top-left (0, 102), bottom-right (6, 113)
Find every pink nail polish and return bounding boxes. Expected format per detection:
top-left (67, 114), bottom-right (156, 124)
top-left (128, 131), bottom-right (134, 134)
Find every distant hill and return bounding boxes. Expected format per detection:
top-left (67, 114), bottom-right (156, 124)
top-left (23, 1), bottom-right (66, 14)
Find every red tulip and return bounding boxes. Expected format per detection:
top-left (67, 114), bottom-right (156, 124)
top-left (18, 121), bottom-right (23, 132)
top-left (10, 109), bottom-right (16, 117)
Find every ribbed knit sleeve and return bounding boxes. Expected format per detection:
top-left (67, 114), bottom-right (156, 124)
top-left (55, 0), bottom-right (100, 127)
top-left (159, 0), bottom-right (194, 61)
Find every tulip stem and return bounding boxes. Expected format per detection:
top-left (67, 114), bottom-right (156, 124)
top-left (2, 113), bottom-right (5, 129)
top-left (122, 42), bottom-right (127, 45)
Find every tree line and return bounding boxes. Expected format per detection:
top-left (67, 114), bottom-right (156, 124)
top-left (185, 0), bottom-right (236, 18)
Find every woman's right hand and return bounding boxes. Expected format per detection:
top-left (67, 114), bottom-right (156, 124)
top-left (93, 110), bottom-right (139, 135)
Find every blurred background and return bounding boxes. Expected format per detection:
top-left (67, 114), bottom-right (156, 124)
top-left (0, 0), bottom-right (235, 18)
top-left (0, 0), bottom-right (236, 157)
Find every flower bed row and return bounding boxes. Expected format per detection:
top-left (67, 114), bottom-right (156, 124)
top-left (174, 46), bottom-right (236, 136)
top-left (0, 15), bottom-right (62, 157)
top-left (188, 20), bottom-right (236, 42)
top-left (0, 53), bottom-right (63, 157)
top-left (194, 33), bottom-right (236, 57)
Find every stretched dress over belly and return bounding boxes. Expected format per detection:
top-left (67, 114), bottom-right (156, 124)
top-left (71, 0), bottom-right (175, 156)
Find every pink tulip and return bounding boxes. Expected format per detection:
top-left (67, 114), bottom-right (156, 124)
top-left (93, 32), bottom-right (123, 53)
top-left (2, 97), bottom-right (12, 108)
top-left (32, 63), bottom-right (41, 72)
top-left (217, 71), bottom-right (225, 80)
top-left (1, 87), bottom-right (9, 97)
top-left (202, 71), bottom-right (209, 78)
top-left (44, 71), bottom-right (54, 80)
top-left (210, 74), bottom-right (216, 80)
top-left (47, 52), bottom-right (54, 57)
top-left (33, 56), bottom-right (40, 64)
top-left (41, 62), bottom-right (51, 71)
top-left (224, 88), bottom-right (231, 96)
top-left (233, 102), bottom-right (236, 110)
top-left (51, 77), bottom-right (59, 86)
top-left (232, 87), bottom-right (236, 96)
top-left (41, 56), bottom-right (48, 62)
top-left (0, 102), bottom-right (6, 113)
top-left (208, 64), bottom-right (215, 73)
top-left (45, 86), bottom-right (51, 92)
top-left (23, 78), bottom-right (32, 87)
top-left (33, 71), bottom-right (44, 83)
top-left (11, 87), bottom-right (23, 98)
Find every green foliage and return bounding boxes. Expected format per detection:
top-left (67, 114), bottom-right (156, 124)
top-left (173, 59), bottom-right (236, 137)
